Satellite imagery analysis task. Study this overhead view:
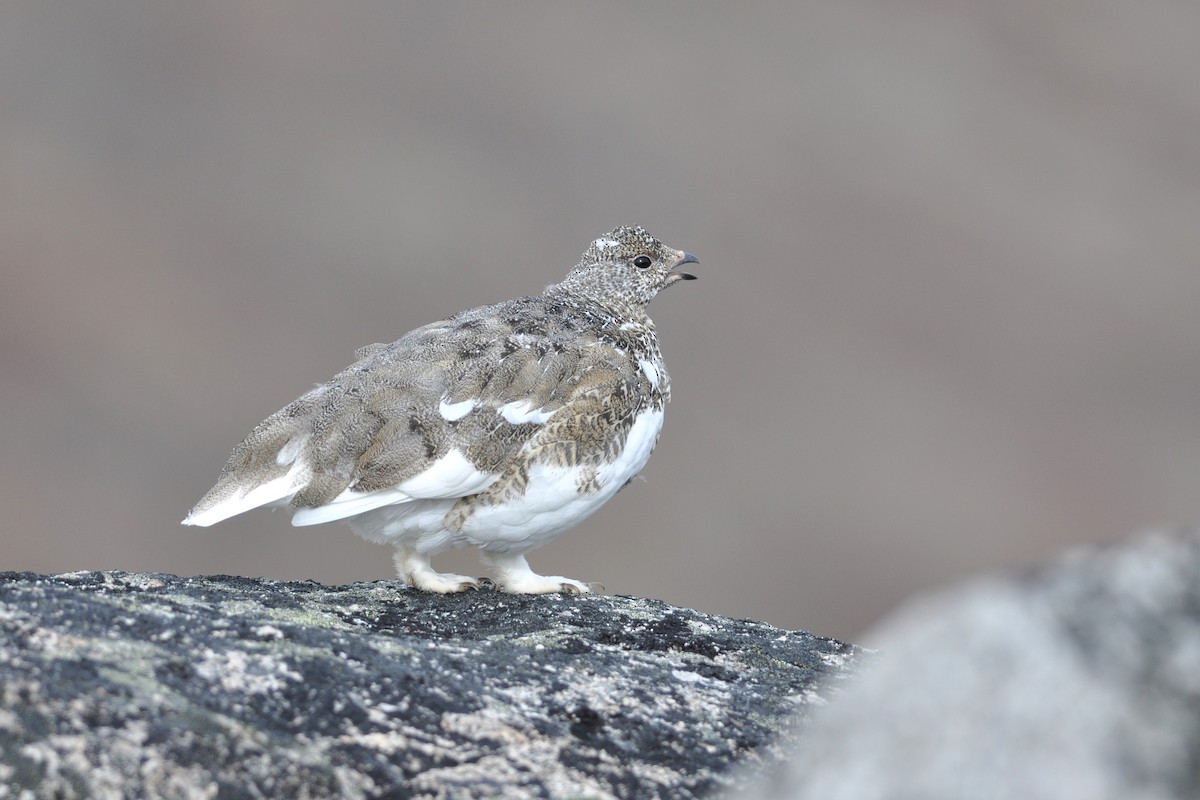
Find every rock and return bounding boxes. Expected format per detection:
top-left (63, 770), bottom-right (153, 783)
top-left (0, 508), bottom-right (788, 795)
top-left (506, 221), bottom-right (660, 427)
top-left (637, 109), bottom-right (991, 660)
top-left (0, 572), bottom-right (860, 799)
top-left (755, 529), bottom-right (1200, 800)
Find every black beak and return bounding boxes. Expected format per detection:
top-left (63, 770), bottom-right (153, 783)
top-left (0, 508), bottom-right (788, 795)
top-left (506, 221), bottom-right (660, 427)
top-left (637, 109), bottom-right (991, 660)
top-left (668, 252), bottom-right (699, 282)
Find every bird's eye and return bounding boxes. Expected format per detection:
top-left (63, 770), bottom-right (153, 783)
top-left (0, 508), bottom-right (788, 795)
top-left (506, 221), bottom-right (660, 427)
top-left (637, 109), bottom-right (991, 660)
top-left (633, 255), bottom-right (652, 269)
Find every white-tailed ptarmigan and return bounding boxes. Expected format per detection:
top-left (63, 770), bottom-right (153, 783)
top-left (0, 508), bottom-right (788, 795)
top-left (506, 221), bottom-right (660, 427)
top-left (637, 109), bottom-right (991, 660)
top-left (183, 226), bottom-right (697, 594)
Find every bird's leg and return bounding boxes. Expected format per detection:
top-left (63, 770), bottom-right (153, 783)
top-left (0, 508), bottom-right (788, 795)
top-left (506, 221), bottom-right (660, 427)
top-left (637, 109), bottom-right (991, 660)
top-left (480, 552), bottom-right (591, 595)
top-left (394, 546), bottom-right (480, 593)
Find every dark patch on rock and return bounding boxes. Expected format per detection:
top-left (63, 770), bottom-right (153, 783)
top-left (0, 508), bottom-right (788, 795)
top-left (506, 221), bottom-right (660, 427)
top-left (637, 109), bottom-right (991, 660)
top-left (0, 571), bottom-right (861, 799)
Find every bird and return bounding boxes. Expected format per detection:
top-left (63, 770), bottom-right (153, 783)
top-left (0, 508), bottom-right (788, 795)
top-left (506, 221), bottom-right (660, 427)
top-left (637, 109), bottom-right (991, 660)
top-left (183, 225), bottom-right (698, 595)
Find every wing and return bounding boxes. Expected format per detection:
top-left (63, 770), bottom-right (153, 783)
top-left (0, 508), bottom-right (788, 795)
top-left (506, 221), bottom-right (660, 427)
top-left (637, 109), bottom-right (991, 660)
top-left (184, 297), bottom-right (655, 528)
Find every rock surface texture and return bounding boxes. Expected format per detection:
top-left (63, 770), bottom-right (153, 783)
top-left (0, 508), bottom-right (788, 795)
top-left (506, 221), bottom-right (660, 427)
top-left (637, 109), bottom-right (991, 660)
top-left (754, 529), bottom-right (1200, 800)
top-left (0, 572), bottom-right (858, 799)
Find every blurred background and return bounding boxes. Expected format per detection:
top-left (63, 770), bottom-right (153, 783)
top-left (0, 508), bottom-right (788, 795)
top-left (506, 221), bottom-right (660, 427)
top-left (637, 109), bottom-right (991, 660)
top-left (2, 2), bottom-right (1197, 642)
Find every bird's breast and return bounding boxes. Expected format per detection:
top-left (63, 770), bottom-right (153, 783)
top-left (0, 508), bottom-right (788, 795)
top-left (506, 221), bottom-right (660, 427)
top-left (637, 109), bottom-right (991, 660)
top-left (455, 407), bottom-right (665, 550)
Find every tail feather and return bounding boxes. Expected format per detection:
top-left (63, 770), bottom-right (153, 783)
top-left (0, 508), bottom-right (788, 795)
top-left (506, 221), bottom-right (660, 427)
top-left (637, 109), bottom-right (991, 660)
top-left (183, 399), bottom-right (319, 526)
top-left (183, 461), bottom-right (308, 526)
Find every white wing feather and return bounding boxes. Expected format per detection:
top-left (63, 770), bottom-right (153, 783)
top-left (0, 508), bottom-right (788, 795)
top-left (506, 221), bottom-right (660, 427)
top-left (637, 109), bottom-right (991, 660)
top-left (289, 448), bottom-right (498, 526)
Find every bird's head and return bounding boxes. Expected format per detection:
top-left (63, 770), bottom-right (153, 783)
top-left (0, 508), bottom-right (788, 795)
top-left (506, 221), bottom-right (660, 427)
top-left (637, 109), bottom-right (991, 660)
top-left (553, 225), bottom-right (698, 313)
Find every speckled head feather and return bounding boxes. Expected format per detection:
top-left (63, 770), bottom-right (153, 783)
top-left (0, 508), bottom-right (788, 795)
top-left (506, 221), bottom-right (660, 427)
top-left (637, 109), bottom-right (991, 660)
top-left (553, 225), bottom-right (699, 314)
top-left (184, 226), bottom-right (698, 597)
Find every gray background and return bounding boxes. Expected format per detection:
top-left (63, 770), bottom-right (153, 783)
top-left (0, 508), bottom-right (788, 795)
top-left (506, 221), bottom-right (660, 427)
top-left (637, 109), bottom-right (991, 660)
top-left (3, 2), bottom-right (1197, 641)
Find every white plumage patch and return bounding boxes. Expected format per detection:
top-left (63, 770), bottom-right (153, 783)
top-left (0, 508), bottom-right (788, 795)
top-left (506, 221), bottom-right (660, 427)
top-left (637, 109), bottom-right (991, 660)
top-left (275, 436), bottom-right (308, 466)
top-left (592, 237), bottom-right (619, 250)
top-left (597, 408), bottom-right (663, 486)
top-left (638, 359), bottom-right (660, 389)
top-left (497, 400), bottom-right (554, 425)
top-left (290, 487), bottom-right (413, 527)
top-left (396, 448), bottom-right (495, 498)
top-left (290, 448), bottom-right (497, 527)
top-left (438, 397), bottom-right (476, 421)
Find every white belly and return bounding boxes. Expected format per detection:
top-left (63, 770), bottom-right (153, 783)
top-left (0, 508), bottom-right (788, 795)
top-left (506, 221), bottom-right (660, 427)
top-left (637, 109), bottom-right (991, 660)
top-left (346, 408), bottom-right (664, 554)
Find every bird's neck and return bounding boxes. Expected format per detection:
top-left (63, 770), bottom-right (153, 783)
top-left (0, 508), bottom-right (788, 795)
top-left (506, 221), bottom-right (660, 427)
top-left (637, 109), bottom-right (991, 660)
top-left (544, 284), bottom-right (650, 330)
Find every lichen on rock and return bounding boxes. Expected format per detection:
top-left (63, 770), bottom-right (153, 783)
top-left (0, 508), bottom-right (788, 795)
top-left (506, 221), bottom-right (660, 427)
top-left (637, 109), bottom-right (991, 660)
top-left (0, 571), bottom-right (859, 799)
